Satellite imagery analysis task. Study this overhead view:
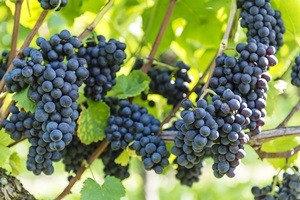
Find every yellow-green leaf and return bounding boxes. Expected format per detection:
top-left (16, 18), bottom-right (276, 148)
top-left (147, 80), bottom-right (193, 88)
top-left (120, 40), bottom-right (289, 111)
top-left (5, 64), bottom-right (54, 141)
top-left (77, 100), bottom-right (110, 145)
top-left (0, 145), bottom-right (11, 168)
top-left (261, 136), bottom-right (299, 169)
top-left (9, 152), bottom-right (22, 176)
top-left (12, 87), bottom-right (36, 113)
top-left (81, 177), bottom-right (125, 200)
top-left (115, 148), bottom-right (135, 166)
top-left (0, 129), bottom-right (13, 146)
top-left (107, 70), bottom-right (151, 99)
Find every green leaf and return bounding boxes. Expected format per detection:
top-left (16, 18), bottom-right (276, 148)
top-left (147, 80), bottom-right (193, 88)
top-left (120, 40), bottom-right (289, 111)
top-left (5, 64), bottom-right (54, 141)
top-left (0, 129), bottom-right (13, 146)
top-left (261, 136), bottom-right (299, 169)
top-left (115, 148), bottom-right (135, 166)
top-left (9, 152), bottom-right (22, 176)
top-left (6, 0), bottom-right (43, 29)
top-left (81, 178), bottom-right (102, 200)
top-left (58, 0), bottom-right (83, 25)
top-left (0, 145), bottom-right (11, 168)
top-left (12, 87), bottom-right (36, 113)
top-left (81, 177), bottom-right (125, 200)
top-left (80, 0), bottom-right (105, 14)
top-left (266, 80), bottom-right (288, 116)
top-left (77, 100), bottom-right (110, 145)
top-left (107, 70), bottom-right (150, 99)
top-left (78, 85), bottom-right (86, 105)
top-left (101, 176), bottom-right (125, 200)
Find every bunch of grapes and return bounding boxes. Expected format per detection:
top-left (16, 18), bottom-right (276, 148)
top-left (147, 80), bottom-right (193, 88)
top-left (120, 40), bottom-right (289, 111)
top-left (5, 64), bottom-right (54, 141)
top-left (2, 30), bottom-right (88, 175)
top-left (174, 148), bottom-right (212, 187)
top-left (234, 41), bottom-right (276, 135)
top-left (148, 61), bottom-right (192, 105)
top-left (38, 0), bottom-right (68, 11)
top-left (100, 147), bottom-right (130, 180)
top-left (237, 0), bottom-right (285, 50)
top-left (131, 134), bottom-right (170, 174)
top-left (61, 136), bottom-right (99, 180)
top-left (291, 56), bottom-right (300, 87)
top-left (1, 105), bottom-right (34, 141)
top-left (210, 41), bottom-right (277, 136)
top-left (105, 99), bottom-right (160, 151)
top-left (133, 59), bottom-right (192, 106)
top-left (4, 48), bottom-right (43, 93)
top-left (252, 166), bottom-right (300, 200)
top-left (77, 35), bottom-right (126, 101)
top-left (211, 89), bottom-right (250, 178)
top-left (0, 51), bottom-right (9, 80)
top-left (171, 99), bottom-right (219, 169)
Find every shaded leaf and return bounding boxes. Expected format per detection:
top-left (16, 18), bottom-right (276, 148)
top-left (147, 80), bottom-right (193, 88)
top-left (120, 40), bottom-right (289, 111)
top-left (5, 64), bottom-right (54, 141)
top-left (0, 145), bottom-right (11, 168)
top-left (77, 100), bottom-right (110, 145)
top-left (115, 148), bottom-right (135, 166)
top-left (0, 129), bottom-right (13, 146)
top-left (107, 70), bottom-right (150, 99)
top-left (81, 177), bottom-right (125, 200)
top-left (12, 87), bottom-right (36, 113)
top-left (261, 136), bottom-right (299, 169)
top-left (9, 152), bottom-right (22, 176)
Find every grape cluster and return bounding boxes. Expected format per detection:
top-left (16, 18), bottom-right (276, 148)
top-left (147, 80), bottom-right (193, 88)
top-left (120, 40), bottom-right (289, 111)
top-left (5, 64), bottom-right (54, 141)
top-left (148, 61), bottom-right (192, 105)
top-left (100, 147), bottom-right (130, 180)
top-left (38, 0), bottom-right (68, 11)
top-left (61, 136), bottom-right (99, 180)
top-left (234, 41), bottom-right (276, 135)
top-left (3, 30), bottom-right (88, 175)
top-left (0, 51), bottom-right (9, 80)
top-left (211, 89), bottom-right (250, 178)
top-left (171, 99), bottom-right (219, 169)
top-left (131, 134), bottom-right (170, 174)
top-left (252, 166), bottom-right (300, 200)
top-left (291, 56), bottom-right (300, 87)
top-left (105, 99), bottom-right (160, 151)
top-left (4, 48), bottom-right (43, 93)
top-left (210, 41), bottom-right (276, 136)
top-left (237, 0), bottom-right (285, 50)
top-left (77, 35), bottom-right (126, 101)
top-left (1, 105), bottom-right (33, 141)
top-left (133, 59), bottom-right (192, 106)
top-left (174, 148), bottom-right (212, 187)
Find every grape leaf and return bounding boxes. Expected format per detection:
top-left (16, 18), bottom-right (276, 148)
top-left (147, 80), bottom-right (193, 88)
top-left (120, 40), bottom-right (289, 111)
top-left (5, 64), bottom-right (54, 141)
top-left (6, 0), bottom-right (43, 29)
top-left (0, 129), bottom-right (13, 146)
top-left (58, 0), bottom-right (83, 25)
top-left (9, 152), bottom-right (22, 176)
top-left (107, 70), bottom-right (150, 99)
top-left (81, 177), bottom-right (125, 200)
top-left (80, 0), bottom-right (105, 14)
top-left (77, 100), bottom-right (110, 145)
top-left (261, 136), bottom-right (299, 169)
top-left (115, 148), bottom-right (135, 166)
top-left (0, 145), bottom-right (11, 168)
top-left (12, 87), bottom-right (36, 113)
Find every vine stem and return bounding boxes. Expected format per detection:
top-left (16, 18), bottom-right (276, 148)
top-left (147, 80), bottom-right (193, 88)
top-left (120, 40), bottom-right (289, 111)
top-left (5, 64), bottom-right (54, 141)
top-left (160, 126), bottom-right (300, 159)
top-left (198, 0), bottom-right (237, 96)
top-left (55, 140), bottom-right (109, 200)
top-left (277, 100), bottom-right (300, 128)
top-left (160, 126), bottom-right (300, 145)
top-left (255, 145), bottom-right (300, 159)
top-left (0, 10), bottom-right (49, 94)
top-left (6, 0), bottom-right (24, 72)
top-left (158, 0), bottom-right (237, 130)
top-left (78, 0), bottom-right (114, 40)
top-left (140, 0), bottom-right (177, 73)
